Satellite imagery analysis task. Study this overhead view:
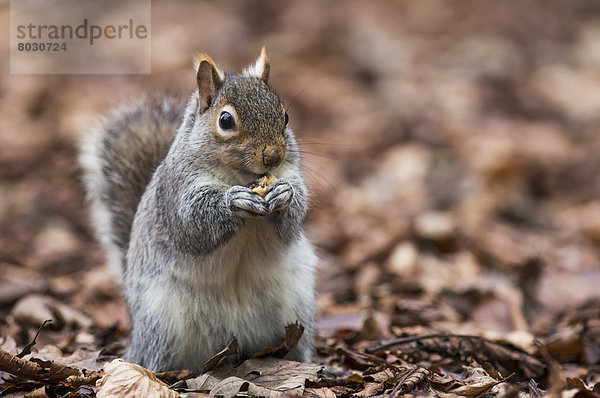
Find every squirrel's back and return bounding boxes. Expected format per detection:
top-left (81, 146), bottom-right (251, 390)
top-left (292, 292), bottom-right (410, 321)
top-left (79, 95), bottom-right (184, 280)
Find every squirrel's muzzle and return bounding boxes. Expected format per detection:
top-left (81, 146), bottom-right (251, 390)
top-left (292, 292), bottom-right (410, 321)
top-left (262, 145), bottom-right (283, 168)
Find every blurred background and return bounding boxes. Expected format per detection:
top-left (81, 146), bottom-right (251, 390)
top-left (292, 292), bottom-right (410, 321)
top-left (1, 0), bottom-right (599, 378)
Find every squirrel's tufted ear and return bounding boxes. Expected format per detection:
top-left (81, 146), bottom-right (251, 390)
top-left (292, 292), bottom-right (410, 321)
top-left (194, 53), bottom-right (225, 110)
top-left (242, 47), bottom-right (270, 84)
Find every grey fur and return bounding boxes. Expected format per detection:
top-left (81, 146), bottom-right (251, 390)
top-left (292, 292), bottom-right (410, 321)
top-left (80, 95), bottom-right (184, 279)
top-left (80, 58), bottom-right (317, 372)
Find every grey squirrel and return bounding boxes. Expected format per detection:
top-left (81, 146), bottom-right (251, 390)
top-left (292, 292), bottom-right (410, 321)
top-left (79, 48), bottom-right (317, 372)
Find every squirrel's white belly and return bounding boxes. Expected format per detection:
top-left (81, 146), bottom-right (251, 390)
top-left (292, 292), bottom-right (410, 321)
top-left (142, 219), bottom-right (315, 368)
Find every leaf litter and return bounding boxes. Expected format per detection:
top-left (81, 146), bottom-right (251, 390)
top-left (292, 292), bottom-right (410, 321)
top-left (2, 0), bottom-right (600, 396)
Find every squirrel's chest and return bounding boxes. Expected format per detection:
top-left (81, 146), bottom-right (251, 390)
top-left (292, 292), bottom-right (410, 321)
top-left (162, 218), bottom-right (290, 315)
top-left (193, 218), bottom-right (282, 282)
top-left (162, 220), bottom-right (295, 348)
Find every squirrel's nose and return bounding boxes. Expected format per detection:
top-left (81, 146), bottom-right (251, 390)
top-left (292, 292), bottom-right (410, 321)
top-left (262, 145), bottom-right (283, 168)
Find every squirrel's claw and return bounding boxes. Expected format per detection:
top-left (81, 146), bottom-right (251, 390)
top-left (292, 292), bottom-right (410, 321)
top-left (227, 186), bottom-right (269, 217)
top-left (265, 179), bottom-right (294, 212)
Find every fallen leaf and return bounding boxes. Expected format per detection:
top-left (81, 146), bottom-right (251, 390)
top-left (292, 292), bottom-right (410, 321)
top-left (32, 345), bottom-right (104, 372)
top-left (0, 264), bottom-right (47, 307)
top-left (202, 338), bottom-right (238, 373)
top-left (449, 379), bottom-right (502, 397)
top-left (254, 322), bottom-right (304, 359)
top-left (447, 368), bottom-right (505, 397)
top-left (12, 294), bottom-right (92, 330)
top-left (386, 241), bottom-right (419, 276)
top-left (304, 386), bottom-right (337, 397)
top-left (0, 336), bottom-right (17, 354)
top-left (187, 357), bottom-right (323, 397)
top-left (155, 368), bottom-right (197, 386)
top-left (96, 358), bottom-right (177, 398)
top-left (413, 211), bottom-right (457, 247)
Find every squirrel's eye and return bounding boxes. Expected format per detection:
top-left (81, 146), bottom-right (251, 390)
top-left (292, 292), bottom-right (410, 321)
top-left (284, 112), bottom-right (289, 126)
top-left (219, 111), bottom-right (236, 130)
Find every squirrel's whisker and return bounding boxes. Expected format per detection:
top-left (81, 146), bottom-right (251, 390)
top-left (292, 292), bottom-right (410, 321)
top-left (284, 81), bottom-right (313, 114)
top-left (286, 149), bottom-right (343, 163)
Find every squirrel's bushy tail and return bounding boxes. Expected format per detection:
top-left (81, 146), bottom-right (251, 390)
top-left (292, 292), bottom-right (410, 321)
top-left (79, 95), bottom-right (184, 281)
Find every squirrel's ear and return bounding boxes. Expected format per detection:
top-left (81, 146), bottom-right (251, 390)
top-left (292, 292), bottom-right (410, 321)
top-left (242, 47), bottom-right (270, 84)
top-left (194, 53), bottom-right (225, 110)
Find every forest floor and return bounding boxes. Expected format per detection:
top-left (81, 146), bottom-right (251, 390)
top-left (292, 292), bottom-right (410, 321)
top-left (1, 0), bottom-right (600, 396)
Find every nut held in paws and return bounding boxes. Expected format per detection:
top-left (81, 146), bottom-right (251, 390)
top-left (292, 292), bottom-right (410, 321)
top-left (248, 175), bottom-right (278, 198)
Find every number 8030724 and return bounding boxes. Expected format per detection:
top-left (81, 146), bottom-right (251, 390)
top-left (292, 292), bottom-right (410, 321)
top-left (17, 42), bottom-right (67, 51)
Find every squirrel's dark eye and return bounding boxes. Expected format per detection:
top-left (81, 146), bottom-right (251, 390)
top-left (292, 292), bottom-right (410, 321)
top-left (219, 111), bottom-right (236, 130)
top-left (284, 112), bottom-right (289, 126)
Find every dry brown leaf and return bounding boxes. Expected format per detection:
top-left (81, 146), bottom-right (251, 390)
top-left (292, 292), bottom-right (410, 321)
top-left (207, 376), bottom-right (251, 398)
top-left (336, 347), bottom-right (387, 370)
top-left (355, 381), bottom-right (386, 397)
top-left (482, 362), bottom-right (504, 381)
top-left (342, 225), bottom-right (407, 269)
top-left (254, 322), bottom-right (304, 359)
top-left (354, 262), bottom-right (381, 300)
top-left (96, 359), bottom-right (178, 398)
top-left (538, 343), bottom-right (567, 398)
top-left (187, 357), bottom-right (323, 397)
top-left (155, 368), bottom-right (197, 386)
top-left (429, 372), bottom-right (464, 392)
top-left (1, 346), bottom-right (72, 383)
top-left (356, 368), bottom-right (396, 396)
top-left (0, 336), bottom-right (18, 354)
top-left (368, 333), bottom-right (545, 379)
top-left (413, 211), bottom-right (457, 244)
top-left (32, 345), bottom-right (104, 372)
top-left (356, 312), bottom-right (386, 341)
top-left (0, 264), bottom-right (46, 307)
top-left (23, 386), bottom-right (47, 397)
top-left (386, 241), bottom-right (419, 276)
top-left (304, 386), bottom-right (337, 397)
top-left (202, 338), bottom-right (238, 373)
top-left (11, 296), bottom-right (54, 329)
top-left (32, 222), bottom-right (80, 266)
top-left (447, 368), bottom-right (504, 397)
top-left (12, 294), bottom-right (92, 330)
top-left (394, 366), bottom-right (432, 394)
top-left (448, 380), bottom-right (501, 397)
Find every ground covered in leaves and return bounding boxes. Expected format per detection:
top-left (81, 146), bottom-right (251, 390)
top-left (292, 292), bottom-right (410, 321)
top-left (1, 0), bottom-right (600, 396)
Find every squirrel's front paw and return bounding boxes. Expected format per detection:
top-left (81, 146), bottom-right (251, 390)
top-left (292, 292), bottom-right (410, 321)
top-left (265, 179), bottom-right (294, 212)
top-left (227, 186), bottom-right (269, 217)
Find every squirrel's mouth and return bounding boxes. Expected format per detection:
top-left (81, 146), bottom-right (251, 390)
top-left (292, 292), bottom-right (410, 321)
top-left (246, 172), bottom-right (270, 184)
top-left (240, 160), bottom-right (282, 185)
top-left (238, 169), bottom-right (271, 186)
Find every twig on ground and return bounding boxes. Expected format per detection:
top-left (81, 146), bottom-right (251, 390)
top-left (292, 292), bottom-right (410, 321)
top-left (16, 319), bottom-right (52, 358)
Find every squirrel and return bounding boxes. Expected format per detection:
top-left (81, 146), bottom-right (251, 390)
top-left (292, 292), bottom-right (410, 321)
top-left (79, 48), bottom-right (317, 372)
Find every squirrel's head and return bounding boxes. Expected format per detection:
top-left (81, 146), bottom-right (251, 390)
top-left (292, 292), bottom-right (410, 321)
top-left (191, 48), bottom-right (290, 181)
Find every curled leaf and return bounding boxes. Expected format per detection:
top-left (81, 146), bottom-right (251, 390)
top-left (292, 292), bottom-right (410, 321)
top-left (96, 359), bottom-right (177, 398)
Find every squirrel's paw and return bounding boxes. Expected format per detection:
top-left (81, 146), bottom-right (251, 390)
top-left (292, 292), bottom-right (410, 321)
top-left (227, 186), bottom-right (269, 217)
top-left (265, 179), bottom-right (294, 212)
